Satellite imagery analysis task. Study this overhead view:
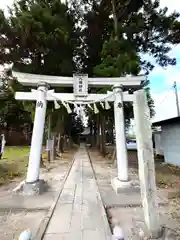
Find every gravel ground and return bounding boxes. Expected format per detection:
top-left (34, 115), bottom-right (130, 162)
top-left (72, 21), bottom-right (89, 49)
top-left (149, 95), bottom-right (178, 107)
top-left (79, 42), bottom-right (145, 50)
top-left (88, 148), bottom-right (180, 239)
top-left (0, 149), bottom-right (76, 240)
top-left (0, 210), bottom-right (46, 240)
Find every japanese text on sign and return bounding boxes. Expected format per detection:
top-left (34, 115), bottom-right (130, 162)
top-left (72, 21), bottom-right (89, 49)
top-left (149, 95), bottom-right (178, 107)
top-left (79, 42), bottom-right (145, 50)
top-left (73, 74), bottom-right (88, 96)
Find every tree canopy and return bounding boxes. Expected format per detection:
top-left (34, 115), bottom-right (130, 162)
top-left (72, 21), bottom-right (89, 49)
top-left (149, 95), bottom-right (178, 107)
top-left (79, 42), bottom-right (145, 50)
top-left (1, 0), bottom-right (78, 75)
top-left (0, 0), bottom-right (179, 144)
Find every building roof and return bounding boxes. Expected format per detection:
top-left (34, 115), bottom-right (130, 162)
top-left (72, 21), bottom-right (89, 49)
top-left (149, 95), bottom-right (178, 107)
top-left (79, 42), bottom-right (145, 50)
top-left (152, 116), bottom-right (180, 127)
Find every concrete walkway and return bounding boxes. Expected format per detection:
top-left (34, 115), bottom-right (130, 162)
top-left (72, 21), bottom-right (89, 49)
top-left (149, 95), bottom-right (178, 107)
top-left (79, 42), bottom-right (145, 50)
top-left (43, 146), bottom-right (112, 240)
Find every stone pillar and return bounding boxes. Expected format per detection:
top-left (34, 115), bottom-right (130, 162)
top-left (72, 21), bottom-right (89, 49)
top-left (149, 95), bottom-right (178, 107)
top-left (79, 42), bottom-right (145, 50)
top-left (133, 89), bottom-right (161, 238)
top-left (0, 133), bottom-right (6, 158)
top-left (111, 84), bottom-right (131, 193)
top-left (26, 82), bottom-right (49, 183)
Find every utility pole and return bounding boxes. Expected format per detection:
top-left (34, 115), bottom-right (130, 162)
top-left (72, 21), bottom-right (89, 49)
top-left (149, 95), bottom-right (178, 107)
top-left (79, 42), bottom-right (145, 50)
top-left (173, 81), bottom-right (180, 116)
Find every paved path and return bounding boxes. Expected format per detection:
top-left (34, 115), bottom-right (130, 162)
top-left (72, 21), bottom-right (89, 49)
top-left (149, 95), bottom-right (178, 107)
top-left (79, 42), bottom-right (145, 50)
top-left (43, 146), bottom-right (112, 240)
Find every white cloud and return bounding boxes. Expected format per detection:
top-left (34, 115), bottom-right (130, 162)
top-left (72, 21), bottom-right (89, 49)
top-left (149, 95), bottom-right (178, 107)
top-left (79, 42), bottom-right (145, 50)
top-left (0, 0), bottom-right (13, 10)
top-left (160, 0), bottom-right (180, 13)
top-left (169, 45), bottom-right (180, 58)
top-left (166, 71), bottom-right (180, 85)
top-left (152, 89), bottom-right (180, 122)
top-left (150, 64), bottom-right (180, 87)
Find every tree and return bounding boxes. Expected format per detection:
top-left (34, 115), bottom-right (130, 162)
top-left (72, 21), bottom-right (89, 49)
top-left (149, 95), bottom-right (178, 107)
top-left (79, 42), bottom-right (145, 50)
top-left (0, 10), bottom-right (12, 65)
top-left (82, 0), bottom-right (180, 112)
top-left (0, 0), bottom-right (80, 147)
top-left (0, 0), bottom-right (179, 151)
top-left (98, 0), bottom-right (179, 73)
top-left (64, 113), bottom-right (84, 144)
top-left (1, 0), bottom-right (77, 76)
top-left (79, 0), bottom-right (179, 156)
top-left (0, 74), bottom-right (33, 145)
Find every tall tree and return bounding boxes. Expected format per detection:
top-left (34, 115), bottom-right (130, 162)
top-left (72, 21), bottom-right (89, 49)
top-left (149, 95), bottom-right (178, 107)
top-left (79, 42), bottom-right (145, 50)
top-left (1, 0), bottom-right (77, 76)
top-left (80, 0), bottom-right (180, 155)
top-left (0, 0), bottom-right (80, 145)
top-left (82, 0), bottom-right (180, 112)
top-left (97, 0), bottom-right (179, 73)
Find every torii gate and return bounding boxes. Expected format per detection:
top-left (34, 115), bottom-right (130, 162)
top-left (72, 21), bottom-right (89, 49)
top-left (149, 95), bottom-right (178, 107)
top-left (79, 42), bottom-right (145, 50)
top-left (13, 71), bottom-right (145, 194)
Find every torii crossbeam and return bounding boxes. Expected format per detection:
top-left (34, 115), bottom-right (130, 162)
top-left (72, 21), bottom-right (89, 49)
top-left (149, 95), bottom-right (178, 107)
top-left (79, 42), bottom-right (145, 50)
top-left (13, 71), bottom-right (144, 87)
top-left (15, 91), bottom-right (134, 102)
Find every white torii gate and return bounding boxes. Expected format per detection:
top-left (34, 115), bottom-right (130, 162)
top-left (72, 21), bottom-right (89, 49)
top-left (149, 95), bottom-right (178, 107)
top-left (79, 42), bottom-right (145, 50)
top-left (14, 71), bottom-right (162, 237)
top-left (13, 71), bottom-right (145, 193)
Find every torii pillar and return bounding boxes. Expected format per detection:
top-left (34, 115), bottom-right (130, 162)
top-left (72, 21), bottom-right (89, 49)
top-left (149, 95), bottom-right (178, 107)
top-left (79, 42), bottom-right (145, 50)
top-left (13, 82), bottom-right (49, 195)
top-left (111, 84), bottom-right (132, 193)
top-left (26, 82), bottom-right (49, 183)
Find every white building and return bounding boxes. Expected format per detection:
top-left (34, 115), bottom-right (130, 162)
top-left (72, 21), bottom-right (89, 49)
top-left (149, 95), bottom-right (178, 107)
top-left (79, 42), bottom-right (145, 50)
top-left (152, 116), bottom-right (180, 166)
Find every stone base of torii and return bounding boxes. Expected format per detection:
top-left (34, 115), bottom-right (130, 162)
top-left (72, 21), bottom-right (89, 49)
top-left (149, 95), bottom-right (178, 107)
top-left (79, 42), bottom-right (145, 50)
top-left (11, 72), bottom-right (160, 237)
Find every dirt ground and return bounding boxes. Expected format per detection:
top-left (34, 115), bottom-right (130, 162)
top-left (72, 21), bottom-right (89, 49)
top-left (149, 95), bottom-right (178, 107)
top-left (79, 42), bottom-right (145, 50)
top-left (88, 147), bottom-right (180, 238)
top-left (0, 148), bottom-right (76, 240)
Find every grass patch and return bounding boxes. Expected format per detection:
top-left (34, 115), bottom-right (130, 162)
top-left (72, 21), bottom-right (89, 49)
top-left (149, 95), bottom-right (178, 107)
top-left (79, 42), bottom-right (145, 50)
top-left (2, 146), bottom-right (30, 160)
top-left (0, 146), bottom-right (30, 185)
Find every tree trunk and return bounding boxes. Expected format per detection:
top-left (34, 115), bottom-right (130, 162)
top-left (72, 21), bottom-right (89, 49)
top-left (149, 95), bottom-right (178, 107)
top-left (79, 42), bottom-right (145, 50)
top-left (111, 126), bottom-right (114, 144)
top-left (99, 114), bottom-right (106, 156)
top-left (47, 115), bottom-right (51, 162)
top-left (108, 120), bottom-right (114, 145)
top-left (58, 115), bottom-right (65, 153)
top-left (51, 134), bottom-right (55, 161)
top-left (97, 118), bottom-right (100, 149)
top-left (93, 118), bottom-right (97, 147)
top-left (89, 120), bottom-right (93, 146)
top-left (111, 0), bottom-right (119, 40)
top-left (57, 133), bottom-right (60, 151)
top-left (60, 135), bottom-right (64, 153)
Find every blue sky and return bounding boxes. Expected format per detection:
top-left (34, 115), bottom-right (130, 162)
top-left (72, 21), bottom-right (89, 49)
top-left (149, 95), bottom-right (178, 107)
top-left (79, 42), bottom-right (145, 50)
top-left (141, 0), bottom-right (180, 122)
top-left (149, 43), bottom-right (180, 122)
top-left (149, 45), bottom-right (180, 94)
top-left (0, 0), bottom-right (180, 122)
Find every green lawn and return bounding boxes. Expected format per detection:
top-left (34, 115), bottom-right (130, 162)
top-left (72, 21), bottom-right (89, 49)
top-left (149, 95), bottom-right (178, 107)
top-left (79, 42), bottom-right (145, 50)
top-left (0, 146), bottom-right (30, 185)
top-left (2, 146), bottom-right (30, 160)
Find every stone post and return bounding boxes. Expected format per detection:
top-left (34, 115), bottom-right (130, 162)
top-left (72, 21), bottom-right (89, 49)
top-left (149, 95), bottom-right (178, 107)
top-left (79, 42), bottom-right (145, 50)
top-left (26, 82), bottom-right (49, 183)
top-left (0, 133), bottom-right (6, 158)
top-left (111, 84), bottom-right (131, 193)
top-left (133, 89), bottom-right (161, 237)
